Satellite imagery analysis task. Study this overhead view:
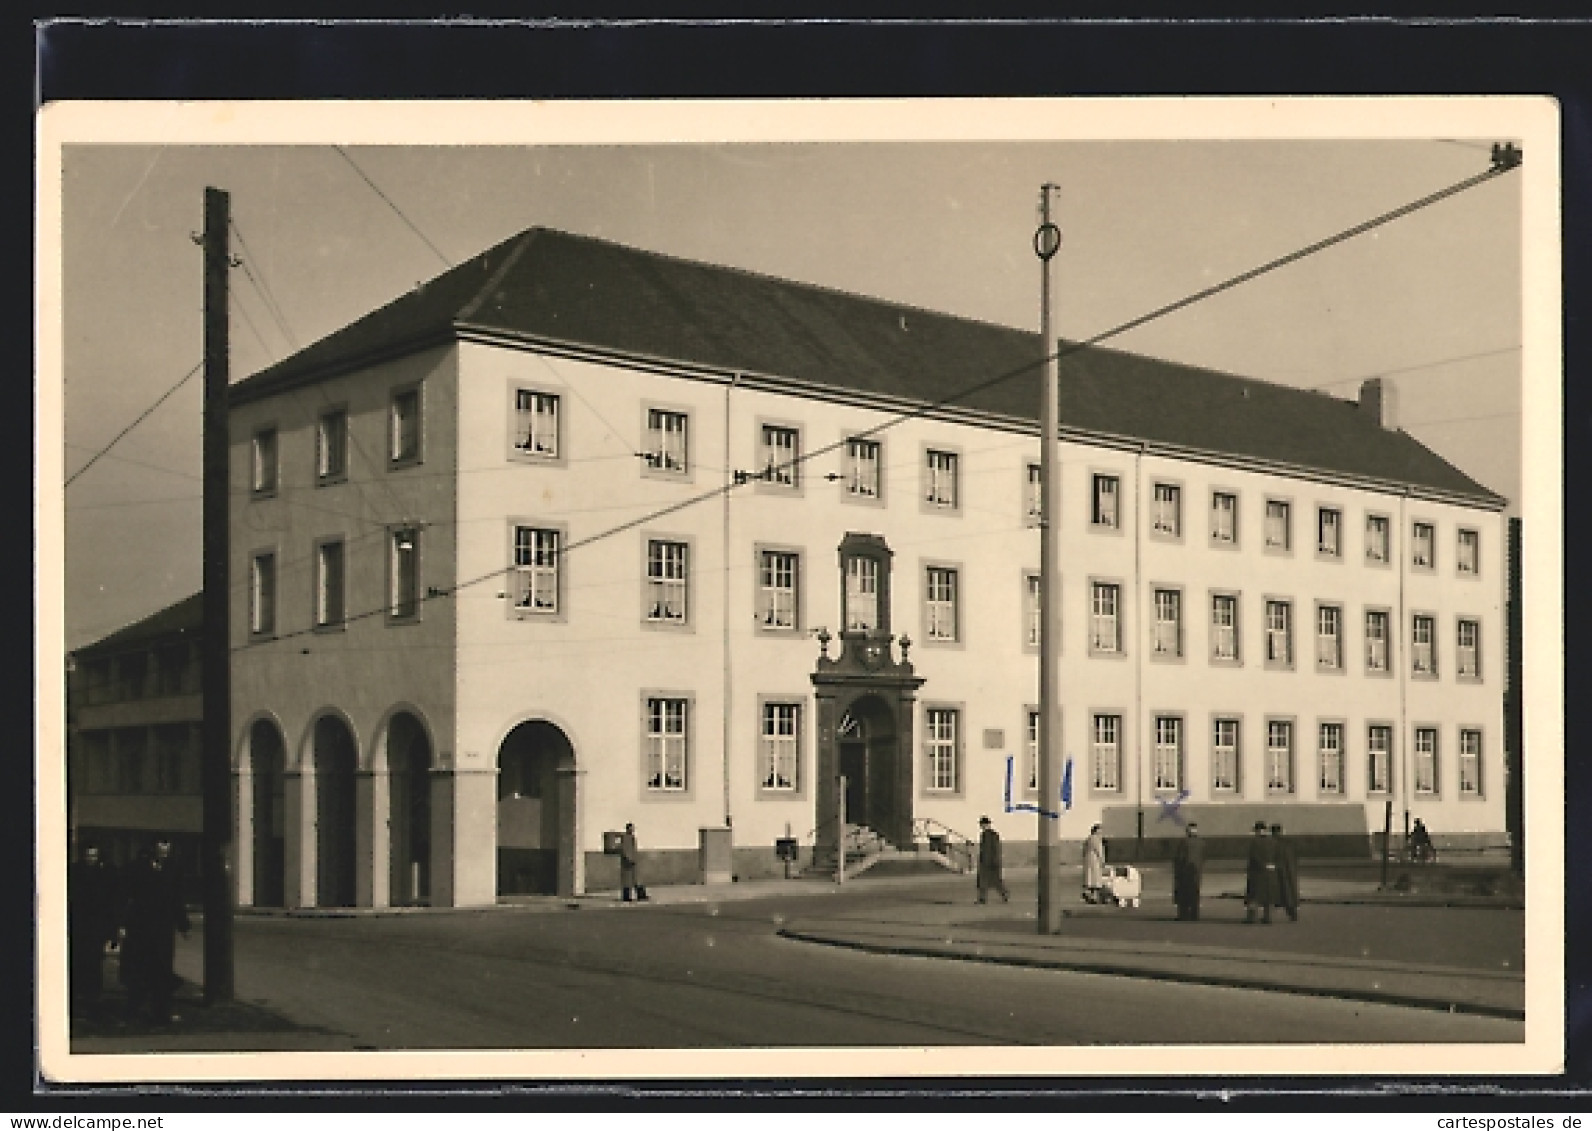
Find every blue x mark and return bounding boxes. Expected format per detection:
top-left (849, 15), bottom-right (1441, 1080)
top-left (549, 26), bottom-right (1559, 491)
top-left (1156, 788), bottom-right (1191, 824)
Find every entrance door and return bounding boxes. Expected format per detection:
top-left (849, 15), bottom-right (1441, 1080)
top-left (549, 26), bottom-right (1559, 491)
top-left (839, 741), bottom-right (867, 826)
top-left (496, 720), bottom-right (575, 896)
top-left (313, 716), bottom-right (357, 908)
top-left (249, 720), bottom-right (285, 907)
top-left (387, 712), bottom-right (432, 906)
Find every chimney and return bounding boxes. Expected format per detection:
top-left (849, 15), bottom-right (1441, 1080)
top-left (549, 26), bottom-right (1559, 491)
top-left (1359, 377), bottom-right (1400, 430)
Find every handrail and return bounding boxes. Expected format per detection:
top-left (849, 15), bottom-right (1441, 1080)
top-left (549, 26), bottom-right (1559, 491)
top-left (912, 817), bottom-right (978, 872)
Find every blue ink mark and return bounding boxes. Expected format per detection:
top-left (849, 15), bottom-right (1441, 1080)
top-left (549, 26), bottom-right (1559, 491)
top-left (1156, 788), bottom-right (1191, 824)
top-left (1004, 755), bottom-right (1073, 820)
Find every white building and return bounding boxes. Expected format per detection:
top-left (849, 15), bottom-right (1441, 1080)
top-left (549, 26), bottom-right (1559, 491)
top-left (227, 227), bottom-right (1507, 909)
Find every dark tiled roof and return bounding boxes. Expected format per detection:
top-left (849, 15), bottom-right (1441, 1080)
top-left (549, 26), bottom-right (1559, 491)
top-left (233, 228), bottom-right (1502, 505)
top-left (74, 592), bottom-right (203, 658)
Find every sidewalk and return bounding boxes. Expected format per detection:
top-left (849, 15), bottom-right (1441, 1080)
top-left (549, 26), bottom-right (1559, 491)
top-left (777, 870), bottom-right (1526, 1021)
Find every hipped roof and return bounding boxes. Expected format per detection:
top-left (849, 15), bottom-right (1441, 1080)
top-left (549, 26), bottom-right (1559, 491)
top-left (232, 227), bottom-right (1502, 506)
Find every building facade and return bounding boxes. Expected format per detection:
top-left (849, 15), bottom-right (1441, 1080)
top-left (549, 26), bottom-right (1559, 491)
top-left (226, 228), bottom-right (1508, 908)
top-left (67, 593), bottom-right (205, 896)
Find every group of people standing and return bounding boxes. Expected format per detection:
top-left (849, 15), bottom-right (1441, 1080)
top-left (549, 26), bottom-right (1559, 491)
top-left (976, 817), bottom-right (1303, 923)
top-left (68, 839), bottom-right (192, 1025)
top-left (1176, 820), bottom-right (1301, 923)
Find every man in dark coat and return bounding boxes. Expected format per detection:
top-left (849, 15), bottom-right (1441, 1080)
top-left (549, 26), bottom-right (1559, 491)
top-left (619, 822), bottom-right (648, 902)
top-left (1244, 821), bottom-right (1276, 924)
top-left (1270, 823), bottom-right (1300, 921)
top-left (975, 816), bottom-right (1009, 903)
top-left (68, 844), bottom-right (120, 1015)
top-left (1172, 822), bottom-right (1205, 920)
top-left (119, 840), bottom-right (190, 1024)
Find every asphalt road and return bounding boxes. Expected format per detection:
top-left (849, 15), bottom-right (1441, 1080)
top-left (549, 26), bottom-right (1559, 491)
top-left (126, 877), bottom-right (1522, 1050)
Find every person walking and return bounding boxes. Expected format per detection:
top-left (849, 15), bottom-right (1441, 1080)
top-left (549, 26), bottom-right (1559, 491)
top-left (1270, 823), bottom-right (1300, 921)
top-left (1244, 821), bottom-right (1276, 924)
top-left (68, 844), bottom-right (120, 1016)
top-left (119, 839), bottom-right (190, 1024)
top-left (618, 822), bottom-right (649, 903)
top-left (1082, 823), bottom-right (1106, 903)
top-left (1409, 817), bottom-right (1436, 864)
top-left (975, 816), bottom-right (1009, 903)
top-left (1172, 822), bottom-right (1205, 921)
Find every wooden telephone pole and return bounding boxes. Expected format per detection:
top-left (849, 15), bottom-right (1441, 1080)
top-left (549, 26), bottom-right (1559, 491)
top-left (201, 186), bottom-right (235, 1002)
top-left (1035, 185), bottom-right (1063, 935)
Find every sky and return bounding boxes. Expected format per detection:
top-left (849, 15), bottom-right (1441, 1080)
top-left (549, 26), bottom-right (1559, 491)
top-left (51, 111), bottom-right (1530, 651)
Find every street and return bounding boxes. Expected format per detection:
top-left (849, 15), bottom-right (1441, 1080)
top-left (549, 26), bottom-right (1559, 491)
top-left (71, 874), bottom-right (1524, 1052)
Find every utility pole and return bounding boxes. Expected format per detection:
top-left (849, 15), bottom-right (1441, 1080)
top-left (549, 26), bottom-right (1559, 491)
top-left (201, 186), bottom-right (235, 1003)
top-left (1035, 185), bottom-right (1063, 935)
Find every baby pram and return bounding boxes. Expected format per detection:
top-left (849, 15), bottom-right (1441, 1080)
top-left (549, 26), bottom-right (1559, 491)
top-left (1084, 863), bottom-right (1142, 908)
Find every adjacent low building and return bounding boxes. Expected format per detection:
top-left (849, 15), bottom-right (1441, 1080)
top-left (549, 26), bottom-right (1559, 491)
top-left (67, 593), bottom-right (205, 898)
top-left (224, 227), bottom-right (1508, 908)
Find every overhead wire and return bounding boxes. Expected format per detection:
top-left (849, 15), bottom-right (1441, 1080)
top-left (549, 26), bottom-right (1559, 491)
top-left (236, 152), bottom-right (1521, 652)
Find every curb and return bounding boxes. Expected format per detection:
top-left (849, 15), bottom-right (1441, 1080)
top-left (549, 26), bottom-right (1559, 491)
top-left (775, 927), bottom-right (1526, 1021)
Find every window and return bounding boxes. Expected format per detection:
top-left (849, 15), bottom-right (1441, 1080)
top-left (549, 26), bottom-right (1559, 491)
top-left (1091, 474), bottom-right (1120, 529)
top-left (1414, 727), bottom-right (1438, 794)
top-left (1153, 715), bottom-right (1183, 792)
top-left (1024, 572), bottom-right (1042, 650)
top-left (1366, 514), bottom-right (1390, 563)
top-left (316, 409), bottom-right (348, 482)
top-left (390, 527), bottom-right (420, 620)
top-left (1315, 506), bottom-right (1341, 557)
top-left (924, 566), bottom-right (959, 642)
top-left (512, 526), bottom-right (560, 614)
top-left (925, 707), bottom-right (960, 792)
top-left (1459, 729), bottom-right (1482, 795)
top-left (251, 427), bottom-right (278, 495)
top-left (1264, 499), bottom-right (1291, 551)
top-left (1091, 714), bottom-right (1121, 791)
top-left (1025, 709), bottom-right (1040, 793)
top-left (845, 556), bottom-right (879, 631)
top-left (1368, 725), bottom-right (1393, 794)
top-left (154, 644), bottom-right (188, 696)
top-left (250, 551), bottom-right (277, 637)
top-left (1212, 718), bottom-right (1239, 793)
top-left (1211, 593), bottom-right (1240, 662)
top-left (1151, 588), bottom-right (1182, 658)
top-left (1412, 521), bottom-right (1435, 569)
top-left (1366, 609), bottom-right (1391, 673)
top-left (1265, 599), bottom-right (1293, 667)
top-left (1211, 491), bottom-right (1238, 545)
top-left (1457, 528), bottom-right (1480, 575)
top-left (645, 540), bottom-right (689, 624)
top-left (1266, 720), bottom-right (1294, 793)
top-left (760, 702), bottom-right (800, 791)
top-left (1090, 581), bottom-right (1121, 654)
top-left (924, 448), bottom-right (959, 509)
top-left (1318, 721), bottom-right (1345, 794)
top-left (1457, 618), bottom-right (1481, 679)
top-left (390, 386), bottom-right (421, 465)
top-left (1025, 463), bottom-right (1043, 526)
top-left (1152, 482), bottom-right (1181, 537)
top-left (757, 550), bottom-right (799, 630)
top-left (1412, 614), bottom-right (1437, 676)
top-left (117, 654), bottom-right (147, 700)
top-left (643, 408), bottom-right (687, 473)
top-left (846, 437), bottom-right (881, 499)
top-left (759, 424), bottom-right (800, 488)
top-left (1316, 604), bottom-right (1343, 670)
top-left (515, 389), bottom-right (561, 458)
top-left (645, 697), bottom-right (688, 791)
top-left (315, 539), bottom-right (345, 629)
